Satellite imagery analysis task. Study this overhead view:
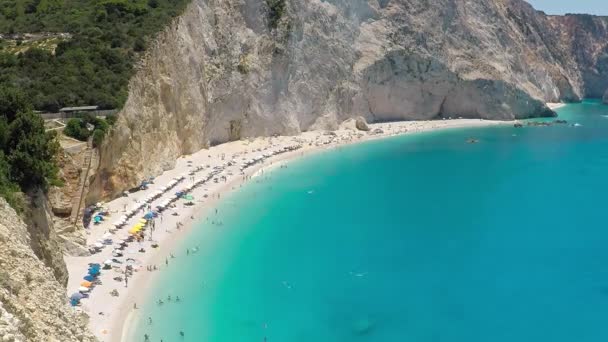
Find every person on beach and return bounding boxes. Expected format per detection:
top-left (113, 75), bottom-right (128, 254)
top-left (148, 317), bottom-right (152, 325)
top-left (165, 258), bottom-right (168, 266)
top-left (134, 303), bottom-right (137, 309)
top-left (180, 331), bottom-right (185, 337)
top-left (144, 333), bottom-right (149, 341)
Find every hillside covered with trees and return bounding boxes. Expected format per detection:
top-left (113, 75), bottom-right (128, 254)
top-left (0, 0), bottom-right (192, 112)
top-left (0, 85), bottom-right (60, 211)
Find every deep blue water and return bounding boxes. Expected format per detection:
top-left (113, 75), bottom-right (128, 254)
top-left (131, 100), bottom-right (608, 342)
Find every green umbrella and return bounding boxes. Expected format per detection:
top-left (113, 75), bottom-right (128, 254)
top-left (183, 194), bottom-right (194, 201)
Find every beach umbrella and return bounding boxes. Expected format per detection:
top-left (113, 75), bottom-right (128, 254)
top-left (129, 226), bottom-right (142, 234)
top-left (94, 242), bottom-right (104, 248)
top-left (183, 194), bottom-right (194, 201)
top-left (88, 269), bottom-right (100, 276)
top-left (83, 275), bottom-right (94, 281)
top-left (78, 286), bottom-right (90, 292)
top-left (70, 292), bottom-right (84, 301)
top-left (80, 281), bottom-right (92, 288)
top-left (93, 216), bottom-right (102, 223)
top-left (102, 232), bottom-right (112, 239)
top-left (144, 212), bottom-right (154, 219)
top-left (104, 259), bottom-right (113, 265)
top-left (138, 218), bottom-right (147, 224)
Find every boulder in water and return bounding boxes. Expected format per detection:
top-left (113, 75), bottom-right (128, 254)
top-left (352, 317), bottom-right (374, 336)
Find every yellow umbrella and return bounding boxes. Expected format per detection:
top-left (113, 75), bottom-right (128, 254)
top-left (134, 223), bottom-right (144, 228)
top-left (129, 226), bottom-right (142, 234)
top-left (138, 218), bottom-right (147, 224)
top-left (80, 281), bottom-right (92, 288)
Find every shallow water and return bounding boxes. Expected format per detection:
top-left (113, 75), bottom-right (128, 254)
top-left (132, 100), bottom-right (608, 342)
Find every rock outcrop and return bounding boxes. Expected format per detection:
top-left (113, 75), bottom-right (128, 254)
top-left (89, 0), bottom-right (608, 200)
top-left (21, 189), bottom-right (70, 286)
top-left (339, 116), bottom-right (370, 131)
top-left (0, 198), bottom-right (96, 342)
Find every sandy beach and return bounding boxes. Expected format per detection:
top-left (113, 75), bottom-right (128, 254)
top-left (547, 102), bottom-right (566, 110)
top-left (64, 118), bottom-right (511, 342)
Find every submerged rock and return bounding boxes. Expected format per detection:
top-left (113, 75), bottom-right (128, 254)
top-left (352, 317), bottom-right (375, 336)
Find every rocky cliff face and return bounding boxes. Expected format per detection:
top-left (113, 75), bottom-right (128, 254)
top-left (88, 0), bottom-right (608, 200)
top-left (0, 198), bottom-right (95, 342)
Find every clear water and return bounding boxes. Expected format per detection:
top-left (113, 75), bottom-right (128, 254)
top-left (132, 100), bottom-right (608, 342)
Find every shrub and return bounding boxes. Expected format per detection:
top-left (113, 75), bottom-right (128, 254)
top-left (105, 114), bottom-right (117, 125)
top-left (266, 0), bottom-right (287, 29)
top-left (63, 119), bottom-right (91, 141)
top-left (92, 128), bottom-right (105, 148)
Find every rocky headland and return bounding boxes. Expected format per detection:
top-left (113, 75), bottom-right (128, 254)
top-left (89, 0), bottom-right (608, 200)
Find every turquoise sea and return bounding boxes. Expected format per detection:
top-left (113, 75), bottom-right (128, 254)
top-left (131, 100), bottom-right (608, 342)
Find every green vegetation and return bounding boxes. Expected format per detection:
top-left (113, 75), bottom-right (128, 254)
top-left (63, 113), bottom-right (114, 147)
top-left (0, 85), bottom-right (59, 211)
top-left (266, 0), bottom-right (286, 29)
top-left (0, 0), bottom-right (192, 112)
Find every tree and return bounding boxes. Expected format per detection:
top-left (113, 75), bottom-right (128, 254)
top-left (133, 37), bottom-right (146, 52)
top-left (0, 85), bottom-right (32, 122)
top-left (5, 110), bottom-right (59, 189)
top-left (0, 151), bottom-right (22, 211)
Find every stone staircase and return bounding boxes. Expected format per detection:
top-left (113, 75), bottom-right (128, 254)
top-left (69, 141), bottom-right (93, 227)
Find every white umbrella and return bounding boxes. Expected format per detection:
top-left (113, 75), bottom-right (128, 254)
top-left (94, 242), bottom-right (104, 248)
top-left (102, 233), bottom-right (112, 239)
top-left (78, 286), bottom-right (90, 292)
top-left (104, 259), bottom-right (113, 265)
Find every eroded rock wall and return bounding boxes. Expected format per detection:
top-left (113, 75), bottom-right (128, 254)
top-left (0, 198), bottom-right (96, 342)
top-left (89, 0), bottom-right (608, 200)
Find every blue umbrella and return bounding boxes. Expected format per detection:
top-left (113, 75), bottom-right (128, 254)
top-left (70, 292), bottom-right (84, 301)
top-left (144, 212), bottom-right (154, 219)
top-left (94, 216), bottom-right (102, 223)
top-left (83, 275), bottom-right (94, 281)
top-left (88, 269), bottom-right (100, 276)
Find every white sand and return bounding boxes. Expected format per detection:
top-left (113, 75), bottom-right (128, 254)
top-left (547, 102), bottom-right (566, 110)
top-left (64, 118), bottom-right (510, 342)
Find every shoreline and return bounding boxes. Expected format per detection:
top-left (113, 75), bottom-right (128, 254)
top-left (547, 102), bottom-right (566, 110)
top-left (64, 118), bottom-right (511, 342)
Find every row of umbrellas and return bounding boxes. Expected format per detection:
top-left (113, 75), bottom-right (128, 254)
top-left (70, 263), bottom-right (102, 305)
top-left (71, 148), bottom-right (299, 307)
top-left (239, 144), bottom-right (302, 171)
